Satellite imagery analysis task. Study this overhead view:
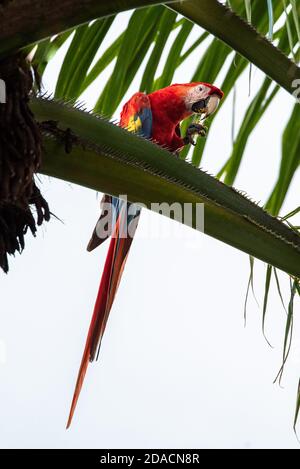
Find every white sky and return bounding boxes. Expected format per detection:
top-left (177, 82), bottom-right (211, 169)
top-left (0, 11), bottom-right (300, 449)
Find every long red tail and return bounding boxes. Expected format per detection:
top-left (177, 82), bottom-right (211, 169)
top-left (66, 201), bottom-right (140, 428)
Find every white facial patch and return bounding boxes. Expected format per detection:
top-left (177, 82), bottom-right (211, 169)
top-left (184, 84), bottom-right (212, 111)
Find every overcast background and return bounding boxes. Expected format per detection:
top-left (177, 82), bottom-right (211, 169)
top-left (0, 11), bottom-right (300, 449)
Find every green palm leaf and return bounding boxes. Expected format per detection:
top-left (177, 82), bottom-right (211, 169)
top-left (31, 96), bottom-right (300, 279)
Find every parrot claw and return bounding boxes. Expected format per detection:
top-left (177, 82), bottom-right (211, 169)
top-left (183, 123), bottom-right (208, 146)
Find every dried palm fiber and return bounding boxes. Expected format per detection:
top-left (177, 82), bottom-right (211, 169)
top-left (0, 54), bottom-right (50, 273)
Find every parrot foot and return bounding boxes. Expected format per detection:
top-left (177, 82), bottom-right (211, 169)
top-left (183, 123), bottom-right (208, 146)
top-left (39, 120), bottom-right (77, 153)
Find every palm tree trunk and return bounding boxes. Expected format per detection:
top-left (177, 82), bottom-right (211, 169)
top-left (0, 0), bottom-right (173, 58)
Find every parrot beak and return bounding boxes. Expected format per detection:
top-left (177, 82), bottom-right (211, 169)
top-left (192, 93), bottom-right (221, 119)
top-left (191, 97), bottom-right (210, 114)
top-left (205, 94), bottom-right (221, 117)
top-left (191, 86), bottom-right (223, 120)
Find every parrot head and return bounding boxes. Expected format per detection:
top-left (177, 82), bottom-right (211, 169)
top-left (184, 82), bottom-right (224, 118)
top-left (174, 82), bottom-right (224, 120)
top-left (149, 82), bottom-right (224, 125)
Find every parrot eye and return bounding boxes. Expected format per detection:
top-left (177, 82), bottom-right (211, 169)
top-left (198, 86), bottom-right (203, 92)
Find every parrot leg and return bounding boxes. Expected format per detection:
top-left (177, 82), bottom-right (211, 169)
top-left (183, 123), bottom-right (208, 146)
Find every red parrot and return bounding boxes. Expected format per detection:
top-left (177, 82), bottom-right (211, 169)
top-left (67, 82), bottom-right (224, 428)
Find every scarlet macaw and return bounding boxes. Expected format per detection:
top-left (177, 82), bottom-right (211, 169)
top-left (67, 82), bottom-right (224, 427)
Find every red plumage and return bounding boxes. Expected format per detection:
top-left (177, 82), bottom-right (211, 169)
top-left (149, 83), bottom-right (223, 151)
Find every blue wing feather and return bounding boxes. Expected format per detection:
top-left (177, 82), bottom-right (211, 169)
top-left (138, 107), bottom-right (152, 138)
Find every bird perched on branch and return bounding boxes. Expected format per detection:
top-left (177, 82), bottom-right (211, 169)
top-left (67, 82), bottom-right (224, 428)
